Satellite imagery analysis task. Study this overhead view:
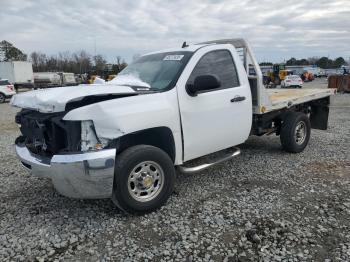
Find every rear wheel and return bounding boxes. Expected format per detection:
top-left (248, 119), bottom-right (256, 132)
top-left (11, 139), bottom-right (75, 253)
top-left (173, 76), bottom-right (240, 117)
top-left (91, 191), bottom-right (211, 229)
top-left (280, 112), bottom-right (311, 153)
top-left (0, 93), bottom-right (5, 103)
top-left (112, 145), bottom-right (175, 214)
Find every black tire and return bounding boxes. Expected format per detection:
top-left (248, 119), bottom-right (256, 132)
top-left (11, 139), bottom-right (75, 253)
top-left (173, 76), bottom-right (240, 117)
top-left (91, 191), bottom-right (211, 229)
top-left (280, 112), bottom-right (311, 153)
top-left (0, 93), bottom-right (5, 103)
top-left (112, 145), bottom-right (175, 214)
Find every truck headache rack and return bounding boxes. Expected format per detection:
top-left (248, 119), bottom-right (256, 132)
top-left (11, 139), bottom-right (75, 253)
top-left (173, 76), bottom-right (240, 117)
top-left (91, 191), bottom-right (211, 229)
top-left (198, 38), bottom-right (268, 113)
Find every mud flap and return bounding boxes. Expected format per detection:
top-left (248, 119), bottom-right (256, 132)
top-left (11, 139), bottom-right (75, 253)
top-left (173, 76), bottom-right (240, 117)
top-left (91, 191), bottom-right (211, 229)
top-left (310, 103), bottom-right (329, 130)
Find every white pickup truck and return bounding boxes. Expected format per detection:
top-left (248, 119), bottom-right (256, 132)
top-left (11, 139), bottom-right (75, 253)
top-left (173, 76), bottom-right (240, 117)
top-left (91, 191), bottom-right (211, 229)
top-left (11, 39), bottom-right (335, 214)
top-left (0, 79), bottom-right (16, 103)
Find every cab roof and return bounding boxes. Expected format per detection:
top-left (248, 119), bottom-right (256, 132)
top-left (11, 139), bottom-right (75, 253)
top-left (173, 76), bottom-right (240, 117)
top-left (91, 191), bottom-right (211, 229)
top-left (143, 44), bottom-right (208, 56)
top-left (142, 38), bottom-right (248, 57)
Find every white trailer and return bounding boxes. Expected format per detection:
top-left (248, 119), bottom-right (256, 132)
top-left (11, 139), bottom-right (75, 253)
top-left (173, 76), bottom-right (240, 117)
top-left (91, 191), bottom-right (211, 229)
top-left (34, 72), bottom-right (62, 89)
top-left (0, 61), bottom-right (34, 90)
top-left (59, 72), bottom-right (77, 86)
top-left (34, 72), bottom-right (78, 89)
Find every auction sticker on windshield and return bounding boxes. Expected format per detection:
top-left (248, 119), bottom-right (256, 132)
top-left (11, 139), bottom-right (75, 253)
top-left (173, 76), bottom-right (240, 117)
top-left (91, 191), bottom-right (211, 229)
top-left (163, 55), bottom-right (184, 61)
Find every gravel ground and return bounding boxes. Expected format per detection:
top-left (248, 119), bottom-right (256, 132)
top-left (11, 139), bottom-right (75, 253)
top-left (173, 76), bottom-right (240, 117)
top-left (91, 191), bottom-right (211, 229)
top-left (1, 94), bottom-right (350, 261)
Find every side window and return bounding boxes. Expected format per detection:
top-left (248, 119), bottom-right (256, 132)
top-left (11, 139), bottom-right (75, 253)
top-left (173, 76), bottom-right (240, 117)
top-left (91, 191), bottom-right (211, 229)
top-left (187, 50), bottom-right (240, 90)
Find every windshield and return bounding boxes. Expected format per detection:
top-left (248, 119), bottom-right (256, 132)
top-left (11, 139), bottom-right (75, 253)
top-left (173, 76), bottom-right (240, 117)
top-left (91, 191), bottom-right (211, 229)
top-left (112, 51), bottom-right (192, 91)
top-left (0, 80), bottom-right (10, 85)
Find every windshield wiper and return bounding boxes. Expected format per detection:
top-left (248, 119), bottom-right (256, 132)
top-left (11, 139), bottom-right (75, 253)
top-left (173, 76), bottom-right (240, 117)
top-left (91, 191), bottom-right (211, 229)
top-left (121, 84), bottom-right (149, 89)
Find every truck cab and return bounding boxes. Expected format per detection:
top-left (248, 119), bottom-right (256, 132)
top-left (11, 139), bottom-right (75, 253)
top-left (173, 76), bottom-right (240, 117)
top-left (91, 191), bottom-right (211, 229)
top-left (11, 38), bottom-right (334, 214)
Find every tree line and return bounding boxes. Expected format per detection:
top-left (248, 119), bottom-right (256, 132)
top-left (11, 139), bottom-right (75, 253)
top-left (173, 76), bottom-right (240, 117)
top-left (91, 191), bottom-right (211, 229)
top-left (29, 51), bottom-right (127, 76)
top-left (2, 40), bottom-right (348, 73)
top-left (260, 56), bottom-right (348, 69)
top-left (0, 40), bottom-right (127, 76)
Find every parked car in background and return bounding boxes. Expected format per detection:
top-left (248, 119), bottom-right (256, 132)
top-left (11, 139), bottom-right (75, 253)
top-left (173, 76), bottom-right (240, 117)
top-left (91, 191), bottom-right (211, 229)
top-left (0, 61), bottom-right (34, 91)
top-left (0, 79), bottom-right (16, 103)
top-left (281, 75), bottom-right (303, 88)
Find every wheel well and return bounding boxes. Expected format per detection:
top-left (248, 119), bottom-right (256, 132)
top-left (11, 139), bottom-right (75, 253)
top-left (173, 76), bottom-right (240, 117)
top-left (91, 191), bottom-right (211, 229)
top-left (113, 127), bottom-right (176, 162)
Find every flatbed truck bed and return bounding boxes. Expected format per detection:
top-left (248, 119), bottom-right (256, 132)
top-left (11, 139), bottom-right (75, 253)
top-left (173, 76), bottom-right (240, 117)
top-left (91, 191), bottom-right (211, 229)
top-left (265, 88), bottom-right (335, 113)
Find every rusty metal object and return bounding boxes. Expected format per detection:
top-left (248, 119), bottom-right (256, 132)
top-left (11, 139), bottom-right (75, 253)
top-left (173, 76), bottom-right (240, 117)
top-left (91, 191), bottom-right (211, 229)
top-left (328, 75), bottom-right (350, 92)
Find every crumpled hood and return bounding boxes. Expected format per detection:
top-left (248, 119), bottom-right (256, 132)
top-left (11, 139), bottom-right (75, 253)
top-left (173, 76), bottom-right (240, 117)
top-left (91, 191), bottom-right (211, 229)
top-left (10, 84), bottom-right (136, 113)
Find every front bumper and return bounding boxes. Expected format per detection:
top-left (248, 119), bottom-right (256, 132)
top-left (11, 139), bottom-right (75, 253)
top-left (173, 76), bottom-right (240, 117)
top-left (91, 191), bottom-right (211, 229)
top-left (15, 144), bottom-right (116, 199)
top-left (4, 91), bottom-right (16, 98)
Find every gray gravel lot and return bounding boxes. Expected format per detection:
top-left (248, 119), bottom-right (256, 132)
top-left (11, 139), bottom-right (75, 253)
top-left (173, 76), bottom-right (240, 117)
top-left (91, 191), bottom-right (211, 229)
top-left (1, 92), bottom-right (350, 261)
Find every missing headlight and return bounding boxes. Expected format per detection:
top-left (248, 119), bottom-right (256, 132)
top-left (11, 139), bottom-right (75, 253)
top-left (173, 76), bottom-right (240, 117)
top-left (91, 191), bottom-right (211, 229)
top-left (81, 120), bottom-right (110, 151)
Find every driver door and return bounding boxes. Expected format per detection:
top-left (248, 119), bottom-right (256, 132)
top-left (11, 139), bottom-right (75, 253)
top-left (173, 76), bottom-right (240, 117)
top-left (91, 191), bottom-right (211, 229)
top-left (177, 46), bottom-right (252, 161)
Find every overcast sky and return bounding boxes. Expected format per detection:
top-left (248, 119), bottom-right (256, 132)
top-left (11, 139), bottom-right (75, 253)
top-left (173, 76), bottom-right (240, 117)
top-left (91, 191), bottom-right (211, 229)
top-left (1, 0), bottom-right (350, 63)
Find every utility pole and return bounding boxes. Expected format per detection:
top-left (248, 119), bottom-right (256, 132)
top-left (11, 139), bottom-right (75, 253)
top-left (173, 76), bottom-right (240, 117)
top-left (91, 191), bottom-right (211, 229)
top-left (94, 38), bottom-right (96, 58)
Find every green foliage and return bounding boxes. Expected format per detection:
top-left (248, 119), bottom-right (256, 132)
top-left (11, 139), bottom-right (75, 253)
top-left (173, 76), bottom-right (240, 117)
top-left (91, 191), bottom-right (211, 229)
top-left (284, 56), bottom-right (348, 69)
top-left (333, 57), bottom-right (346, 68)
top-left (299, 59), bottom-right (309, 65)
top-left (0, 40), bottom-right (27, 61)
top-left (286, 57), bottom-right (309, 66)
top-left (316, 57), bottom-right (332, 69)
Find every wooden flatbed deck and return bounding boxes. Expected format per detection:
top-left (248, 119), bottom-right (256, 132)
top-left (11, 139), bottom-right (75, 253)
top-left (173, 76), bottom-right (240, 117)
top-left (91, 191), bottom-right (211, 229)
top-left (263, 88), bottom-right (335, 113)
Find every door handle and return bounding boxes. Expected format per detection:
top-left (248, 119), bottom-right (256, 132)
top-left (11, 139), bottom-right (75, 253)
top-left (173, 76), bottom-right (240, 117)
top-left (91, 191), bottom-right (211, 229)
top-left (230, 96), bottom-right (246, 102)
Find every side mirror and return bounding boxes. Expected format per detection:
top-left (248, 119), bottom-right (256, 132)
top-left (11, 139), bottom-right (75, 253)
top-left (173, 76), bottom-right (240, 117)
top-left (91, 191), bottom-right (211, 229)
top-left (186, 74), bottom-right (221, 96)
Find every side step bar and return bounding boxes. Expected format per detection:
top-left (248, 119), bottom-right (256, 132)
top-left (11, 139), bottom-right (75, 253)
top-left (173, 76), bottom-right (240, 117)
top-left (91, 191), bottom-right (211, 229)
top-left (177, 147), bottom-right (241, 174)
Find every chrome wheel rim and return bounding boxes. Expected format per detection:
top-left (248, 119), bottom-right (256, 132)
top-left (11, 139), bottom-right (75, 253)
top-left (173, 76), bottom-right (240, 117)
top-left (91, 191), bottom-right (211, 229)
top-left (295, 121), bottom-right (306, 145)
top-left (127, 161), bottom-right (164, 202)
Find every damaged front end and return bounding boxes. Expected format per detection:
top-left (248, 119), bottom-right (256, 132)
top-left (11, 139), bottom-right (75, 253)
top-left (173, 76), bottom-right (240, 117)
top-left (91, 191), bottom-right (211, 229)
top-left (15, 110), bottom-right (113, 156)
top-left (14, 109), bottom-right (116, 199)
top-left (15, 110), bottom-right (81, 156)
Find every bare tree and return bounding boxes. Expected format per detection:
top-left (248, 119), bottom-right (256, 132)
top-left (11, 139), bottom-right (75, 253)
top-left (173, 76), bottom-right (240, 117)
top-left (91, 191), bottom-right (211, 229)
top-left (115, 56), bottom-right (127, 72)
top-left (28, 49), bottom-right (127, 74)
top-left (73, 50), bottom-right (92, 74)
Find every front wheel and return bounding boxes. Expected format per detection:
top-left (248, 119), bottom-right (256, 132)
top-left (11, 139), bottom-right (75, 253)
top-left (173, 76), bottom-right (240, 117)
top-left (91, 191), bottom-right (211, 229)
top-left (112, 145), bottom-right (175, 214)
top-left (280, 112), bottom-right (311, 153)
top-left (0, 93), bottom-right (5, 103)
